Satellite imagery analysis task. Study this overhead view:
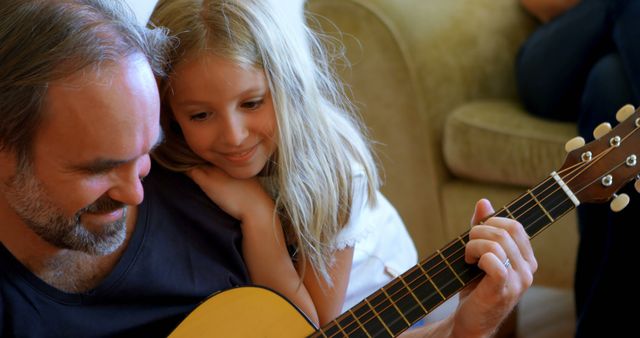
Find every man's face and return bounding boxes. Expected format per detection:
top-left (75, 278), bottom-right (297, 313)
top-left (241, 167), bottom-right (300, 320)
top-left (1, 54), bottom-right (161, 255)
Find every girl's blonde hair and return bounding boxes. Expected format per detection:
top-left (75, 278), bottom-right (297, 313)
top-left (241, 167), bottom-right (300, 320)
top-left (150, 0), bottom-right (379, 282)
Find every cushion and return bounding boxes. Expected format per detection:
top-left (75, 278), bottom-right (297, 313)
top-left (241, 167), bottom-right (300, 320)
top-left (443, 100), bottom-right (576, 187)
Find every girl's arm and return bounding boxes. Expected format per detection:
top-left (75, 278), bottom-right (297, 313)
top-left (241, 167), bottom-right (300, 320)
top-left (298, 166), bottom-right (372, 325)
top-left (188, 166), bottom-right (351, 327)
top-left (238, 193), bottom-right (321, 325)
top-left (243, 200), bottom-right (354, 327)
top-left (299, 246), bottom-right (354, 326)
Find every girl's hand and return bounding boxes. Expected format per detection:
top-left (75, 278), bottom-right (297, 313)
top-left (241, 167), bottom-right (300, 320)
top-left (186, 165), bottom-right (273, 221)
top-left (189, 165), bottom-right (325, 326)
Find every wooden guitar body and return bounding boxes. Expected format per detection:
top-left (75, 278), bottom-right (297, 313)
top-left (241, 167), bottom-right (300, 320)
top-left (169, 286), bottom-right (316, 338)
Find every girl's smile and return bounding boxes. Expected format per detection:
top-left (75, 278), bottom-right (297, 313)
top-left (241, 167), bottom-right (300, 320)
top-left (218, 144), bottom-right (259, 163)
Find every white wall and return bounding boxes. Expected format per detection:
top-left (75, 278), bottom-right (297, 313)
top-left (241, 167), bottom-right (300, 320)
top-left (124, 0), bottom-right (156, 25)
top-left (124, 0), bottom-right (305, 26)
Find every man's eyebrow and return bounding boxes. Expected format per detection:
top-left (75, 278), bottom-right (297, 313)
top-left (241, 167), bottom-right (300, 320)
top-left (71, 131), bottom-right (165, 174)
top-left (71, 158), bottom-right (129, 174)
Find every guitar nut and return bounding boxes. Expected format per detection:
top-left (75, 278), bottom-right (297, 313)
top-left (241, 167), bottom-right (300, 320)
top-left (627, 155), bottom-right (637, 167)
top-left (581, 151), bottom-right (592, 162)
top-left (602, 175), bottom-right (613, 187)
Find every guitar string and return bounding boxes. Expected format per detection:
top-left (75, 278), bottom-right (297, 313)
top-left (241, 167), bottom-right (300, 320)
top-left (325, 123), bottom-right (637, 336)
top-left (317, 124), bottom-right (637, 337)
top-left (322, 156), bottom-right (607, 338)
top-left (334, 140), bottom-right (635, 338)
top-left (318, 162), bottom-right (586, 338)
top-left (320, 122), bottom-right (639, 337)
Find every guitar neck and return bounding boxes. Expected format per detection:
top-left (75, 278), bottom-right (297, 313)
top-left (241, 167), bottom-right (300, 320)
top-left (311, 173), bottom-right (577, 338)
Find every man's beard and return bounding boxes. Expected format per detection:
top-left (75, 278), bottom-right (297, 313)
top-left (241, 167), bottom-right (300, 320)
top-left (3, 167), bottom-right (127, 256)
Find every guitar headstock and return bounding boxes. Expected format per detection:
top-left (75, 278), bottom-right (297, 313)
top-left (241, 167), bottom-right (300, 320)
top-left (560, 104), bottom-right (640, 211)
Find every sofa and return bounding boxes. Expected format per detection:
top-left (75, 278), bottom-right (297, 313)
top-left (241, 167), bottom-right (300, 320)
top-left (305, 0), bottom-right (578, 290)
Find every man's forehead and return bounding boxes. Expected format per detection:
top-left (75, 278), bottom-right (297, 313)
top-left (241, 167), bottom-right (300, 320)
top-left (49, 66), bottom-right (119, 91)
top-left (42, 56), bottom-right (157, 120)
top-left (48, 55), bottom-right (152, 91)
top-left (34, 55), bottom-right (161, 168)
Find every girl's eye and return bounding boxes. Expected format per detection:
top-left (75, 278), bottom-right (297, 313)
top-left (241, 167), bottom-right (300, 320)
top-left (241, 99), bottom-right (263, 110)
top-left (190, 112), bottom-right (210, 121)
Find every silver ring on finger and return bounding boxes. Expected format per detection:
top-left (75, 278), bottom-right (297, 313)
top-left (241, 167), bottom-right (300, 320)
top-left (503, 258), bottom-right (511, 269)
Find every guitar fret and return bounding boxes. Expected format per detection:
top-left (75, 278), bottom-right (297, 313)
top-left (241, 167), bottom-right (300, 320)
top-left (441, 239), bottom-right (464, 260)
top-left (348, 309), bottom-right (372, 338)
top-left (397, 274), bottom-right (428, 314)
top-left (528, 189), bottom-right (554, 222)
top-left (364, 298), bottom-right (394, 336)
top-left (381, 287), bottom-right (411, 326)
top-left (369, 290), bottom-right (409, 335)
top-left (523, 176), bottom-right (575, 237)
top-left (462, 233), bottom-right (471, 244)
top-left (332, 319), bottom-right (348, 337)
top-left (503, 206), bottom-right (516, 220)
top-left (385, 270), bottom-right (432, 326)
top-left (318, 322), bottom-right (338, 338)
top-left (508, 189), bottom-right (550, 237)
top-left (535, 180), bottom-right (573, 218)
top-left (417, 264), bottom-right (446, 300)
top-left (437, 249), bottom-right (464, 285)
top-left (457, 235), bottom-right (466, 245)
top-left (349, 301), bottom-right (390, 338)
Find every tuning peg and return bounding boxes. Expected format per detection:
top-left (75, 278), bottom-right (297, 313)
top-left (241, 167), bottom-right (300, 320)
top-left (635, 178), bottom-right (640, 194)
top-left (593, 122), bottom-right (612, 139)
top-left (564, 136), bottom-right (585, 152)
top-left (610, 193), bottom-right (630, 212)
top-left (616, 104), bottom-right (635, 122)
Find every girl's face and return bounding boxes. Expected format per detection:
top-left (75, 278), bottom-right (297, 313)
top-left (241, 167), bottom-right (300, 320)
top-left (168, 54), bottom-right (277, 179)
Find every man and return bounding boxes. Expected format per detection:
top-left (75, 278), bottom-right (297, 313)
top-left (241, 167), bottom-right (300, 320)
top-left (0, 1), bottom-right (248, 336)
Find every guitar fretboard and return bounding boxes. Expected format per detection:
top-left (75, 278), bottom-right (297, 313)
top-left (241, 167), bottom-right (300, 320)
top-left (310, 174), bottom-right (576, 338)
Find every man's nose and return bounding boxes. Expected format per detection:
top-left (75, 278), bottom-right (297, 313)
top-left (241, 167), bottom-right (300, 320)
top-left (108, 157), bottom-right (149, 206)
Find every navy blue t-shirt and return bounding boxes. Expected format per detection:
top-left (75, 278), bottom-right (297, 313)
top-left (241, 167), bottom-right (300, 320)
top-left (0, 163), bottom-right (249, 337)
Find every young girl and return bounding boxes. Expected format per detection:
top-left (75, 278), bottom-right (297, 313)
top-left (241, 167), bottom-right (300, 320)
top-left (149, 0), bottom-right (417, 326)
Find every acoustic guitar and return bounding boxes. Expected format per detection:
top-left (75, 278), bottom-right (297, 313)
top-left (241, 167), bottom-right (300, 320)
top-left (170, 106), bottom-right (640, 338)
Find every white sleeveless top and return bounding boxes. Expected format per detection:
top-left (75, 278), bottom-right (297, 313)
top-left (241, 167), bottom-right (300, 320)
top-left (335, 165), bottom-right (418, 312)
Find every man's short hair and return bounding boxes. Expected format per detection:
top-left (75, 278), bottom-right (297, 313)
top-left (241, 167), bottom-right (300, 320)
top-left (0, 0), bottom-right (172, 165)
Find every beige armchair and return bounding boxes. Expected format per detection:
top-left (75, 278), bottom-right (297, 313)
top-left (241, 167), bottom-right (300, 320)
top-left (306, 0), bottom-right (578, 290)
